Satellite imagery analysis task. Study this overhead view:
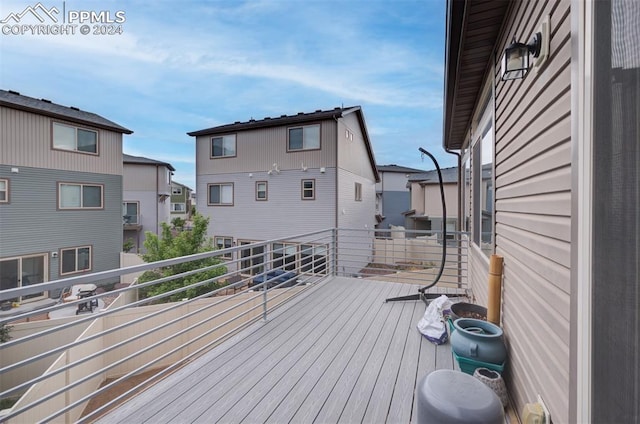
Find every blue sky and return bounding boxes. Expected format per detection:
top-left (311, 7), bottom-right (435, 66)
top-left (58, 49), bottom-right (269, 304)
top-left (1, 0), bottom-right (450, 189)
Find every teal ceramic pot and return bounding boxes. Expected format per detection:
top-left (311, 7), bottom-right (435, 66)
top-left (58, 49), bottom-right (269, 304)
top-left (451, 318), bottom-right (507, 364)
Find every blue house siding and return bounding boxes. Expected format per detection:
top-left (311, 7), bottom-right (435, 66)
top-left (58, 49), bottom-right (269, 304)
top-left (0, 165), bottom-right (122, 286)
top-left (379, 191), bottom-right (410, 229)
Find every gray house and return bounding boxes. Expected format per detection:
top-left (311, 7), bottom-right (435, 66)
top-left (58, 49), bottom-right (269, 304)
top-left (404, 166), bottom-right (459, 234)
top-left (444, 0), bottom-right (638, 422)
top-left (374, 164), bottom-right (423, 230)
top-left (0, 89), bottom-right (132, 304)
top-left (188, 106), bottom-right (379, 274)
top-left (122, 154), bottom-right (175, 253)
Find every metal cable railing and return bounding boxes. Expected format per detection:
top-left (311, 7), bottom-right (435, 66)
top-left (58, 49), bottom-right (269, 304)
top-left (0, 227), bottom-right (467, 423)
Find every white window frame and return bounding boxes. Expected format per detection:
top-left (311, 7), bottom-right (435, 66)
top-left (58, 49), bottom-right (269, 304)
top-left (214, 236), bottom-right (233, 260)
top-left (172, 186), bottom-right (183, 195)
top-left (0, 178), bottom-right (9, 203)
top-left (288, 124), bottom-right (320, 151)
top-left (52, 122), bottom-right (98, 154)
top-left (301, 179), bottom-right (315, 200)
top-left (207, 183), bottom-right (234, 206)
top-left (211, 134), bottom-right (237, 158)
top-left (256, 181), bottom-right (268, 201)
top-left (0, 254), bottom-right (48, 303)
top-left (272, 242), bottom-right (298, 271)
top-left (123, 201), bottom-right (139, 224)
top-left (355, 182), bottom-right (362, 201)
top-left (58, 182), bottom-right (103, 209)
top-left (60, 246), bottom-right (92, 275)
top-left (172, 203), bottom-right (186, 212)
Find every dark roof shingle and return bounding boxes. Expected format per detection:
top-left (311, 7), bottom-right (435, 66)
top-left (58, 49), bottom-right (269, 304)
top-left (0, 89), bottom-right (133, 134)
top-left (123, 154), bottom-right (175, 171)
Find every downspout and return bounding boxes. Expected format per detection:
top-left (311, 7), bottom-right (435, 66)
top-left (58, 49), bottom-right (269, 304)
top-left (156, 165), bottom-right (160, 234)
top-left (445, 147), bottom-right (463, 288)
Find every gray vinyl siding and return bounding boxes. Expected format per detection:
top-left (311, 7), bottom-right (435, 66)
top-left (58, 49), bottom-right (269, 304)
top-left (378, 191), bottom-right (410, 229)
top-left (337, 113), bottom-right (376, 181)
top-left (1, 106), bottom-right (123, 175)
top-left (123, 190), bottom-right (165, 251)
top-left (466, 1), bottom-right (571, 422)
top-left (196, 121), bottom-right (337, 175)
top-left (0, 165), bottom-right (122, 288)
top-left (197, 168), bottom-right (336, 242)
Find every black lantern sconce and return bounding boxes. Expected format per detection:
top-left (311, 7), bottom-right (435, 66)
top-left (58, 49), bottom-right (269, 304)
top-left (501, 33), bottom-right (543, 81)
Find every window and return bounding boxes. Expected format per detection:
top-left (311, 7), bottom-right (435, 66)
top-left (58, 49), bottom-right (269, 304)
top-left (172, 203), bottom-right (186, 212)
top-left (208, 183), bottom-right (233, 205)
top-left (272, 243), bottom-right (298, 271)
top-left (123, 201), bottom-right (139, 224)
top-left (0, 254), bottom-right (47, 302)
top-left (211, 134), bottom-right (236, 158)
top-left (288, 125), bottom-right (320, 151)
top-left (52, 122), bottom-right (98, 154)
top-left (301, 244), bottom-right (328, 274)
top-left (256, 181), bottom-right (268, 201)
top-left (172, 186), bottom-right (182, 195)
top-left (301, 179), bottom-right (315, 200)
top-left (0, 179), bottom-right (8, 203)
top-left (239, 241), bottom-right (264, 275)
top-left (214, 236), bottom-right (233, 260)
top-left (471, 95), bottom-right (494, 256)
top-left (60, 246), bottom-right (91, 275)
top-left (59, 183), bottom-right (103, 209)
top-left (355, 182), bottom-right (362, 201)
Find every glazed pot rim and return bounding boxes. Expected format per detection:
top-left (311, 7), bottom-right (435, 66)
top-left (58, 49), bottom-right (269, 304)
top-left (453, 318), bottom-right (503, 338)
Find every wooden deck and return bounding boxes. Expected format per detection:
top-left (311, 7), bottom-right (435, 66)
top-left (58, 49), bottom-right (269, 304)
top-left (96, 277), bottom-right (461, 423)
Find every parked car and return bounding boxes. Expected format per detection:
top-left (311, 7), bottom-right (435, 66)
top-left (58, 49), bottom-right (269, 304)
top-left (250, 269), bottom-right (299, 290)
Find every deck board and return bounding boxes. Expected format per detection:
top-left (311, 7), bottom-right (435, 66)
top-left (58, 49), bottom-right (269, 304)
top-left (96, 277), bottom-right (459, 424)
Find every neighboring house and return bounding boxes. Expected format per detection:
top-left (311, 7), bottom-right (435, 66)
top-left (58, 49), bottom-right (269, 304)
top-left (170, 181), bottom-right (192, 221)
top-left (375, 164), bottom-right (423, 230)
top-left (122, 154), bottom-right (175, 253)
top-left (188, 106), bottom-right (379, 275)
top-left (403, 166), bottom-right (459, 235)
top-left (0, 89), bottom-right (132, 304)
top-left (444, 1), bottom-right (638, 423)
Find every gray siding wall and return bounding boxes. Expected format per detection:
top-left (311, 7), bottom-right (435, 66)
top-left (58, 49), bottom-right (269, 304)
top-left (465, 1), bottom-right (571, 421)
top-left (195, 120), bottom-right (338, 176)
top-left (1, 106), bottom-right (123, 175)
top-left (336, 113), bottom-right (376, 181)
top-left (197, 168), bottom-right (336, 242)
top-left (0, 165), bottom-right (122, 286)
top-left (123, 190), bottom-right (165, 251)
top-left (379, 191), bottom-right (410, 229)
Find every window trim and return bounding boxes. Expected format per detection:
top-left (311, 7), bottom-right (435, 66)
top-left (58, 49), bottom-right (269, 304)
top-left (355, 182), bottom-right (362, 201)
top-left (171, 202), bottom-right (186, 212)
top-left (207, 182), bottom-right (234, 206)
top-left (51, 121), bottom-right (99, 155)
top-left (172, 186), bottom-right (183, 195)
top-left (0, 253), bottom-right (48, 303)
top-left (287, 123), bottom-right (321, 152)
top-left (255, 181), bottom-right (268, 201)
top-left (0, 178), bottom-right (9, 203)
top-left (210, 134), bottom-right (237, 159)
top-left (59, 245), bottom-right (92, 276)
top-left (214, 236), bottom-right (234, 260)
top-left (301, 179), bottom-right (316, 200)
top-left (122, 201), bottom-right (140, 224)
top-left (57, 182), bottom-right (104, 210)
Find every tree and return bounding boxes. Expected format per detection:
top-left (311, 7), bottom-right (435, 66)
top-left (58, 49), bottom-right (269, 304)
top-left (137, 213), bottom-right (226, 303)
top-left (171, 217), bottom-right (186, 231)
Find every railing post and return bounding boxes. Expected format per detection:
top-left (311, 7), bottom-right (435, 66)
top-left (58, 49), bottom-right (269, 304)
top-left (262, 282), bottom-right (268, 321)
top-left (332, 228), bottom-right (338, 276)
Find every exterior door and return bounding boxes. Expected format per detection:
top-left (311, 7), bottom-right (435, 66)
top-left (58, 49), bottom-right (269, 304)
top-left (0, 254), bottom-right (48, 302)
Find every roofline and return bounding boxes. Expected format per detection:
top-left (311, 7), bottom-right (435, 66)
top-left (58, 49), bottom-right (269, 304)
top-left (442, 0), bottom-right (467, 150)
top-left (188, 106), bottom-right (379, 182)
top-left (0, 98), bottom-right (133, 134)
top-left (123, 154), bottom-right (176, 171)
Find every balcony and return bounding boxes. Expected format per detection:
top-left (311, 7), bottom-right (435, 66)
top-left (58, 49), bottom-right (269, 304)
top-left (0, 228), bottom-right (469, 423)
